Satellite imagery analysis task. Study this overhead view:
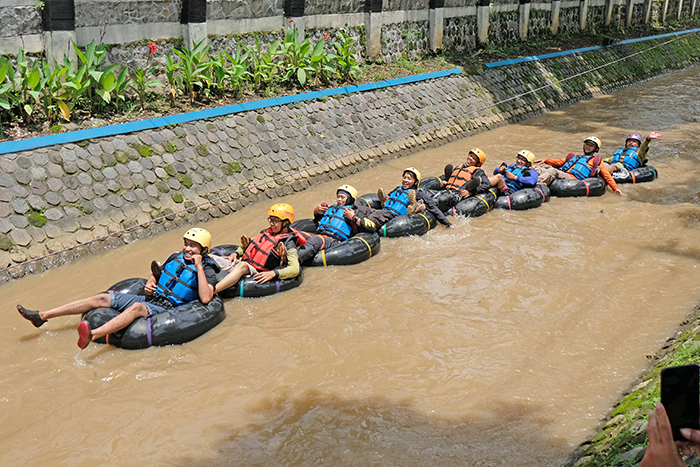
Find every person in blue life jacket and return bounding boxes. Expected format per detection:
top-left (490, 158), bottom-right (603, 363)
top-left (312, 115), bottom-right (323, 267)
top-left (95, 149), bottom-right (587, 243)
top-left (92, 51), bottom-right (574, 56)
top-left (17, 228), bottom-right (218, 349)
top-left (213, 203), bottom-right (308, 291)
top-left (357, 167), bottom-right (453, 228)
top-left (533, 136), bottom-right (623, 195)
top-left (296, 185), bottom-right (377, 263)
top-left (490, 150), bottom-right (539, 196)
top-left (604, 131), bottom-right (663, 173)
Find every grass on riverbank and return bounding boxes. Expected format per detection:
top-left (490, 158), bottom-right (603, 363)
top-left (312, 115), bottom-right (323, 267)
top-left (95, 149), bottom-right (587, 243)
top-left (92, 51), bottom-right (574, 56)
top-left (2, 19), bottom-right (699, 143)
top-left (568, 305), bottom-right (700, 466)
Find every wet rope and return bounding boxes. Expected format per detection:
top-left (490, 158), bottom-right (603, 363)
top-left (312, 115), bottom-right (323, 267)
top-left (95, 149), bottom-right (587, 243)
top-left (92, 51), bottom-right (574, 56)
top-left (2, 31), bottom-right (697, 274)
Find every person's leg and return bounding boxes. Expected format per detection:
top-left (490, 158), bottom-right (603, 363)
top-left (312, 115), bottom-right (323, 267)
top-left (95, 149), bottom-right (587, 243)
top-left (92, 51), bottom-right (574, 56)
top-left (90, 302), bottom-right (149, 340)
top-left (605, 162), bottom-right (620, 173)
top-left (297, 235), bottom-right (325, 263)
top-left (18, 293), bottom-right (111, 327)
top-left (215, 262), bottom-right (254, 293)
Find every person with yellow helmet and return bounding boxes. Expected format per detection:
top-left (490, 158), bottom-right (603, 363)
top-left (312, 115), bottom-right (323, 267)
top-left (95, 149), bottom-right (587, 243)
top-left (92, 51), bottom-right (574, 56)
top-left (490, 150), bottom-right (539, 196)
top-left (296, 184), bottom-right (377, 262)
top-left (17, 228), bottom-right (219, 349)
top-left (214, 203), bottom-right (308, 291)
top-left (433, 148), bottom-right (492, 211)
top-left (360, 167), bottom-right (452, 228)
top-left (603, 131), bottom-right (663, 173)
top-left (533, 136), bottom-right (623, 195)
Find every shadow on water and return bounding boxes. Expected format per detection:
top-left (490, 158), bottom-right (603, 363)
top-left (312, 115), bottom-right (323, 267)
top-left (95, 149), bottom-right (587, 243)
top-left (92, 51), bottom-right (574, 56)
top-left (175, 391), bottom-right (570, 467)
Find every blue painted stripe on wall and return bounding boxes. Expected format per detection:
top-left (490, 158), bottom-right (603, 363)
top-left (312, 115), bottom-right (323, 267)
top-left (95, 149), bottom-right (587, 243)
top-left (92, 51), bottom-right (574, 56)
top-left (485, 28), bottom-right (700, 68)
top-left (0, 68), bottom-right (462, 156)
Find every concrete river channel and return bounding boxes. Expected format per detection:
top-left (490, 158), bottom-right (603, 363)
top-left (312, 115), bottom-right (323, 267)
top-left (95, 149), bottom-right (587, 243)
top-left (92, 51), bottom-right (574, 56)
top-left (2, 65), bottom-right (700, 466)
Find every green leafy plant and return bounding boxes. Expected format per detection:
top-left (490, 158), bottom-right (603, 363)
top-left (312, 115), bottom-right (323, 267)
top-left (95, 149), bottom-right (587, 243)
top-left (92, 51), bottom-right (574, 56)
top-left (170, 39), bottom-right (212, 103)
top-left (332, 28), bottom-right (360, 82)
top-left (129, 66), bottom-right (164, 110)
top-left (246, 34), bottom-right (283, 89)
top-left (164, 54), bottom-right (182, 104)
top-left (223, 43), bottom-right (250, 95)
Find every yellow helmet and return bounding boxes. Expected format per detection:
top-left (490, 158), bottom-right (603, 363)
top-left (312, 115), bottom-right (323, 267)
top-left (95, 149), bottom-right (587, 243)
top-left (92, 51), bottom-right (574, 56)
top-left (517, 150), bottom-right (535, 165)
top-left (183, 228), bottom-right (211, 252)
top-left (268, 203), bottom-right (294, 223)
top-left (584, 136), bottom-right (601, 151)
top-left (403, 167), bottom-right (422, 186)
top-left (337, 184), bottom-right (358, 203)
top-left (469, 148), bottom-right (486, 166)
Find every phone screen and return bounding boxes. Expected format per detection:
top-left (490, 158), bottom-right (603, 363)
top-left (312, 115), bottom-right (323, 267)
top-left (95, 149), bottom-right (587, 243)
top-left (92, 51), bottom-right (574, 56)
top-left (661, 364), bottom-right (700, 441)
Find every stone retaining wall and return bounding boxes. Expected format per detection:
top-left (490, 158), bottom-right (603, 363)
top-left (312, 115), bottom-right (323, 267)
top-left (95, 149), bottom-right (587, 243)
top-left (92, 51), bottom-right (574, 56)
top-left (1, 35), bottom-right (700, 282)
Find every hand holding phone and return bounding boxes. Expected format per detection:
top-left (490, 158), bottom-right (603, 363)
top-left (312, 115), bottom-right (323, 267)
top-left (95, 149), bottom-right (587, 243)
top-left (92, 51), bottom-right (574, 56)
top-left (661, 364), bottom-right (700, 441)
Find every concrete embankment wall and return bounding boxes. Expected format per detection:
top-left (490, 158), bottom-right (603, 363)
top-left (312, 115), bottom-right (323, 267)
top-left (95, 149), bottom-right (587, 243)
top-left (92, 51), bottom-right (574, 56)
top-left (1, 33), bottom-right (700, 282)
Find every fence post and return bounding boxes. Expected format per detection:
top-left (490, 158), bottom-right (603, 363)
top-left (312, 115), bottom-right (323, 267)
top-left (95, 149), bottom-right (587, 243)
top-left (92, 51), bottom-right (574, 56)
top-left (42, 0), bottom-right (77, 63)
top-left (604, 0), bottom-right (614, 25)
top-left (477, 0), bottom-right (490, 45)
top-left (691, 0), bottom-right (697, 16)
top-left (580, 0), bottom-right (589, 30)
top-left (677, 0), bottom-right (683, 19)
top-left (644, 0), bottom-right (653, 22)
top-left (662, 0), bottom-right (669, 22)
top-left (284, 0), bottom-right (306, 41)
top-left (364, 0), bottom-right (383, 61)
top-left (429, 0), bottom-right (445, 52)
top-left (181, 0), bottom-right (207, 48)
top-left (551, 0), bottom-right (562, 34)
top-left (519, 0), bottom-right (531, 40)
top-left (626, 0), bottom-right (634, 25)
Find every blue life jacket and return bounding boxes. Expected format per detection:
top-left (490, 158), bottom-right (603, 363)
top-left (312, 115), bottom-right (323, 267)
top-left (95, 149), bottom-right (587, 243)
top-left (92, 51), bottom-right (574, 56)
top-left (156, 252), bottom-right (200, 306)
top-left (384, 187), bottom-right (412, 216)
top-left (561, 155), bottom-right (597, 180)
top-left (317, 205), bottom-right (353, 241)
top-left (504, 164), bottom-right (529, 191)
top-left (611, 147), bottom-right (641, 170)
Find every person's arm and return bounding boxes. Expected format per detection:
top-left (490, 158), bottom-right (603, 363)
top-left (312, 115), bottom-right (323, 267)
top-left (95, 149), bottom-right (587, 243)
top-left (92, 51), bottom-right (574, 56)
top-left (598, 163), bottom-right (622, 195)
top-left (517, 168), bottom-right (539, 187)
top-left (641, 402), bottom-right (687, 467)
top-left (194, 255), bottom-right (215, 304)
top-left (344, 208), bottom-right (377, 233)
top-left (542, 158), bottom-right (566, 168)
top-left (273, 248), bottom-right (301, 281)
top-left (474, 170), bottom-right (492, 194)
top-left (144, 274), bottom-right (157, 295)
top-left (416, 191), bottom-right (452, 226)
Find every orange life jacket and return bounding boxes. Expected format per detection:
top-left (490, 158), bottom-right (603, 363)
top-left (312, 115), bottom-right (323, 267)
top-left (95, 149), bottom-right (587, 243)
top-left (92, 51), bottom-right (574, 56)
top-left (445, 164), bottom-right (481, 191)
top-left (242, 228), bottom-right (307, 272)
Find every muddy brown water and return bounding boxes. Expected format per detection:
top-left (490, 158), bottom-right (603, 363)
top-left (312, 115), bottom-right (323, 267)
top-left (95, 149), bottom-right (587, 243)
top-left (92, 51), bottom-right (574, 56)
top-left (3, 66), bottom-right (700, 466)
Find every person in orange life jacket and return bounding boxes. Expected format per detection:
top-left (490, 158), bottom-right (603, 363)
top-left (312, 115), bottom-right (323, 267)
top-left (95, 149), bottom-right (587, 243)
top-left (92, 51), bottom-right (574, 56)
top-left (604, 131), bottom-right (663, 173)
top-left (296, 185), bottom-right (377, 263)
top-left (17, 228), bottom-right (218, 349)
top-left (490, 150), bottom-right (539, 196)
top-left (432, 148), bottom-right (492, 211)
top-left (214, 203), bottom-right (305, 292)
top-left (533, 136), bottom-right (623, 195)
top-left (358, 167), bottom-right (453, 228)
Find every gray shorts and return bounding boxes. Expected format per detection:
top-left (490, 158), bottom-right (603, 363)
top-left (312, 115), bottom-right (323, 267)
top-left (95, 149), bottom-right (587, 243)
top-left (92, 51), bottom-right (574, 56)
top-left (108, 291), bottom-right (168, 317)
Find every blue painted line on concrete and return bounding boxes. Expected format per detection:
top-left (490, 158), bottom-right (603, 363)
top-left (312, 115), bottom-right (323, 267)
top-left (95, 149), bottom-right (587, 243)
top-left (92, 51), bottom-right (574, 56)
top-left (0, 68), bottom-right (462, 156)
top-left (485, 28), bottom-right (700, 68)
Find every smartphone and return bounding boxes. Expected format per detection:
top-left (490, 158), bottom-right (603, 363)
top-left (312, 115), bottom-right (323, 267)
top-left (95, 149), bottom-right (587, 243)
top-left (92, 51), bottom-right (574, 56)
top-left (661, 364), bottom-right (700, 441)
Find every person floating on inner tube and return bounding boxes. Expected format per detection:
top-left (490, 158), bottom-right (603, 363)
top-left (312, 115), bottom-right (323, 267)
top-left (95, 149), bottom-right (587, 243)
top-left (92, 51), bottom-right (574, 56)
top-left (16, 228), bottom-right (219, 349)
top-left (490, 150), bottom-right (539, 196)
top-left (296, 185), bottom-right (377, 263)
top-left (604, 131), bottom-right (663, 174)
top-left (359, 167), bottom-right (452, 228)
top-left (213, 203), bottom-right (307, 290)
top-left (533, 136), bottom-right (623, 195)
top-left (432, 148), bottom-right (491, 211)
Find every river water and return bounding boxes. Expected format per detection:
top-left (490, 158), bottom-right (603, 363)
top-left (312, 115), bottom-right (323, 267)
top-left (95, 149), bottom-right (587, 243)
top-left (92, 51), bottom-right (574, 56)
top-left (2, 66), bottom-right (700, 466)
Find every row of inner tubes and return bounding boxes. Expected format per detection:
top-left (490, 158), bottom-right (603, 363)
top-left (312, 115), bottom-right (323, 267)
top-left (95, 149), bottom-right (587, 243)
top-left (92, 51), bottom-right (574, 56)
top-left (84, 165), bottom-right (657, 349)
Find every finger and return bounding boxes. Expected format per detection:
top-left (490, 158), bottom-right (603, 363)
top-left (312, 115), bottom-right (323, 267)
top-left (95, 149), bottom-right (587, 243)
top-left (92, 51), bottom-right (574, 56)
top-left (680, 428), bottom-right (700, 445)
top-left (656, 402), bottom-right (676, 445)
top-left (647, 409), bottom-right (661, 447)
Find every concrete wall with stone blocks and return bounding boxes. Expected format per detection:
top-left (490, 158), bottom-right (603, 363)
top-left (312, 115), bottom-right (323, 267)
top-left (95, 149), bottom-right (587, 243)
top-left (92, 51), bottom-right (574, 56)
top-left (1, 35), bottom-right (700, 281)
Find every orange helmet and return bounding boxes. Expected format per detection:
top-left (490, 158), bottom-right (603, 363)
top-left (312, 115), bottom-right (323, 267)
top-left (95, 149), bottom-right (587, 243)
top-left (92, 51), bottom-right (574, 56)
top-left (468, 148), bottom-right (486, 166)
top-left (268, 203), bottom-right (294, 223)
